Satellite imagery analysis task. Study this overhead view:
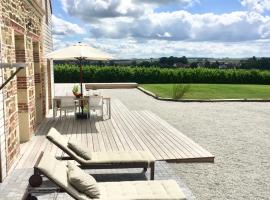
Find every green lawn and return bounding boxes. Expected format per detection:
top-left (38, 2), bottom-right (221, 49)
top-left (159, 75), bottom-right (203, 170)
top-left (141, 84), bottom-right (270, 99)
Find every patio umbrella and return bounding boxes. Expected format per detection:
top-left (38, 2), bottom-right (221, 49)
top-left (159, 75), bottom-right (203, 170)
top-left (46, 42), bottom-right (113, 96)
top-left (46, 42), bottom-right (113, 118)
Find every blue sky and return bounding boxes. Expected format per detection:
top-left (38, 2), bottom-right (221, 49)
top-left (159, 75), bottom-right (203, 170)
top-left (51, 0), bottom-right (270, 58)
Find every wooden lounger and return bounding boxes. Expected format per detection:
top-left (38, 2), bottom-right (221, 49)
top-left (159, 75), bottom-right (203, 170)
top-left (45, 128), bottom-right (155, 180)
top-left (27, 151), bottom-right (186, 200)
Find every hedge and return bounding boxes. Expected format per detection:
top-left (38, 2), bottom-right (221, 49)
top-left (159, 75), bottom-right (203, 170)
top-left (54, 64), bottom-right (270, 84)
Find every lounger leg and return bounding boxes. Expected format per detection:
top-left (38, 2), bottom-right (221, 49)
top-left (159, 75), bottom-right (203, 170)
top-left (143, 167), bottom-right (147, 172)
top-left (29, 169), bottom-right (43, 187)
top-left (26, 193), bottom-right (38, 200)
top-left (150, 162), bottom-right (155, 180)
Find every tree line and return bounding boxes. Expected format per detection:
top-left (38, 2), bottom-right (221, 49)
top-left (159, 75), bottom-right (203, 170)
top-left (54, 56), bottom-right (270, 70)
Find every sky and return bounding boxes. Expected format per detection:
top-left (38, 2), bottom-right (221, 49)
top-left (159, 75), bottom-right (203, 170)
top-left (52, 0), bottom-right (270, 59)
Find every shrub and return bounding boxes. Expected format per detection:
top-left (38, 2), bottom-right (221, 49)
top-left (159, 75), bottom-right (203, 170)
top-left (54, 64), bottom-right (270, 84)
top-left (172, 84), bottom-right (190, 99)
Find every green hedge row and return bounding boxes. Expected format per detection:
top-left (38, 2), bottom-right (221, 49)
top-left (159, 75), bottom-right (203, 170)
top-left (54, 64), bottom-right (270, 84)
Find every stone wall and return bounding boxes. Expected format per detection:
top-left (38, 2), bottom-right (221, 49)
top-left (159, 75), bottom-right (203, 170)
top-left (0, 0), bottom-right (53, 181)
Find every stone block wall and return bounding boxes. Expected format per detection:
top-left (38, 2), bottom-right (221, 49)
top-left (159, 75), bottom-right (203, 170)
top-left (0, 0), bottom-right (53, 181)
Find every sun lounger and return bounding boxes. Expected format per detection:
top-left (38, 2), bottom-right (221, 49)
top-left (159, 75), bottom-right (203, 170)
top-left (45, 128), bottom-right (156, 180)
top-left (27, 151), bottom-right (186, 200)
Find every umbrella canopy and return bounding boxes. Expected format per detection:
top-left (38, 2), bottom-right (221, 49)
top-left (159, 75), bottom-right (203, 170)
top-left (46, 43), bottom-right (113, 116)
top-left (46, 42), bottom-right (113, 60)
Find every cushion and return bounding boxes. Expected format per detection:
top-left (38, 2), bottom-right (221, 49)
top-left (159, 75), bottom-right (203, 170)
top-left (83, 151), bottom-right (155, 166)
top-left (67, 162), bottom-right (100, 198)
top-left (37, 152), bottom-right (90, 200)
top-left (68, 141), bottom-right (92, 160)
top-left (97, 180), bottom-right (186, 199)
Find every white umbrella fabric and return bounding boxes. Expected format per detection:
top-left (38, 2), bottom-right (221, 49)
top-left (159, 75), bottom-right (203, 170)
top-left (46, 43), bottom-right (113, 61)
top-left (46, 42), bottom-right (113, 95)
top-left (46, 42), bottom-right (113, 118)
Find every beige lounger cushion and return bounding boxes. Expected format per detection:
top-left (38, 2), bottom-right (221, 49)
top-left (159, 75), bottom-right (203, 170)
top-left (47, 128), bottom-right (155, 165)
top-left (67, 162), bottom-right (100, 198)
top-left (97, 180), bottom-right (186, 200)
top-left (47, 128), bottom-right (87, 164)
top-left (68, 141), bottom-right (92, 160)
top-left (84, 151), bottom-right (155, 166)
top-left (37, 152), bottom-right (90, 200)
top-left (37, 152), bottom-right (186, 200)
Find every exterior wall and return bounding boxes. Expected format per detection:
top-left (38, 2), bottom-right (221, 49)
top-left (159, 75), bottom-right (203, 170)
top-left (42, 0), bottom-right (54, 111)
top-left (0, 0), bottom-right (53, 182)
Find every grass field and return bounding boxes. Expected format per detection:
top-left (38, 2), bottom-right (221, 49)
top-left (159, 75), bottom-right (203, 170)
top-left (141, 84), bottom-right (270, 99)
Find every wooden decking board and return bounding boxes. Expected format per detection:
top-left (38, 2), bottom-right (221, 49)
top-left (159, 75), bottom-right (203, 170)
top-left (114, 101), bottom-right (184, 159)
top-left (112, 101), bottom-right (170, 159)
top-left (109, 108), bottom-right (137, 151)
top-left (133, 111), bottom-right (188, 159)
top-left (14, 98), bottom-right (214, 171)
top-left (142, 111), bottom-right (208, 158)
top-left (144, 111), bottom-right (214, 160)
top-left (138, 111), bottom-right (199, 158)
top-left (111, 102), bottom-right (148, 151)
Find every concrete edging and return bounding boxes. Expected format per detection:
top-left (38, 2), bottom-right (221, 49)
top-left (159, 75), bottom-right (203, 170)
top-left (137, 86), bottom-right (270, 102)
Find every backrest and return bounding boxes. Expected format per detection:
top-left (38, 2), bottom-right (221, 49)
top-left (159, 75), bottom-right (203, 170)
top-left (37, 151), bottom-right (91, 200)
top-left (60, 97), bottom-right (74, 107)
top-left (46, 128), bottom-right (87, 164)
top-left (89, 95), bottom-right (103, 107)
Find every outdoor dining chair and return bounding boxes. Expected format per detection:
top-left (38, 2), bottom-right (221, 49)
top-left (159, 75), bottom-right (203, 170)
top-left (88, 95), bottom-right (104, 118)
top-left (59, 97), bottom-right (77, 118)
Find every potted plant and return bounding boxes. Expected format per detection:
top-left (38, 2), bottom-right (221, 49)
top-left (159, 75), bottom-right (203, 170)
top-left (72, 85), bottom-right (82, 98)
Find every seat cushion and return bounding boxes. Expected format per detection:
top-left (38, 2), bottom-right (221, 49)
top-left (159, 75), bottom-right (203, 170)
top-left (96, 180), bottom-right (186, 200)
top-left (83, 151), bottom-right (155, 166)
top-left (68, 141), bottom-right (92, 160)
top-left (37, 152), bottom-right (91, 200)
top-left (67, 162), bottom-right (100, 198)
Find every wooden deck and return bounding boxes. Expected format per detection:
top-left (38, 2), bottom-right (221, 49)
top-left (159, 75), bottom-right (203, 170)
top-left (16, 99), bottom-right (214, 169)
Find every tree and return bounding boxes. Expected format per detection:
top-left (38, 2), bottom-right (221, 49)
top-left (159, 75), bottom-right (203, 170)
top-left (190, 62), bottom-right (198, 68)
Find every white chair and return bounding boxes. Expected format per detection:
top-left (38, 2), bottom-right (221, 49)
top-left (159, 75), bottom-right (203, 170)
top-left (88, 95), bottom-right (103, 118)
top-left (60, 97), bottom-right (76, 118)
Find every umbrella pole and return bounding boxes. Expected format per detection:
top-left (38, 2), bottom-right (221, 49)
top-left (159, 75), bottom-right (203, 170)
top-left (79, 58), bottom-right (84, 115)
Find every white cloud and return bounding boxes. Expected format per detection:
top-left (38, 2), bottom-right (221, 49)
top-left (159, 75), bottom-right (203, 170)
top-left (52, 15), bottom-right (86, 35)
top-left (59, 0), bottom-right (199, 22)
top-left (240, 0), bottom-right (270, 13)
top-left (53, 0), bottom-right (270, 58)
top-left (83, 37), bottom-right (270, 58)
top-left (90, 11), bottom-right (270, 42)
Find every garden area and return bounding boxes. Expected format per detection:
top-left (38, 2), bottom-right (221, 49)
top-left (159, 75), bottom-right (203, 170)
top-left (54, 65), bottom-right (270, 100)
top-left (141, 84), bottom-right (270, 100)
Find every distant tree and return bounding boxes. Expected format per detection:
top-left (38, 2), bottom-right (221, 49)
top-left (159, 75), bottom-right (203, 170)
top-left (203, 60), bottom-right (211, 68)
top-left (178, 56), bottom-right (188, 64)
top-left (139, 61), bottom-right (151, 67)
top-left (190, 62), bottom-right (198, 68)
top-left (108, 60), bottom-right (115, 66)
top-left (210, 61), bottom-right (219, 69)
top-left (131, 60), bottom-right (137, 66)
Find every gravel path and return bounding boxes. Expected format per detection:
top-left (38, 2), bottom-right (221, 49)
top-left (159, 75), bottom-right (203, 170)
top-left (101, 88), bottom-right (270, 200)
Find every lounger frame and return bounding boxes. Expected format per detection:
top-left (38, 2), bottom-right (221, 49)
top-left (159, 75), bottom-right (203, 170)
top-left (47, 136), bottom-right (155, 180)
top-left (27, 152), bottom-right (86, 200)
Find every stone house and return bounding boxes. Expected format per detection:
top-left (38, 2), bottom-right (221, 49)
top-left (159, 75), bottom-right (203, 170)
top-left (0, 0), bottom-right (53, 182)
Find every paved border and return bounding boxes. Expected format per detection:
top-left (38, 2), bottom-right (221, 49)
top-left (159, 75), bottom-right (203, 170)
top-left (138, 86), bottom-right (270, 102)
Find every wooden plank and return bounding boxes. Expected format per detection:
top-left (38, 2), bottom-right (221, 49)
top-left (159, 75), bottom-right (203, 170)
top-left (110, 102), bottom-right (163, 159)
top-left (143, 110), bottom-right (214, 161)
top-left (110, 105), bottom-right (141, 151)
top-left (113, 102), bottom-right (174, 160)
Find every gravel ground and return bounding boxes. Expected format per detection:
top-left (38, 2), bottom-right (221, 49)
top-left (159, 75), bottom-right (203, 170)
top-left (100, 88), bottom-right (270, 200)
